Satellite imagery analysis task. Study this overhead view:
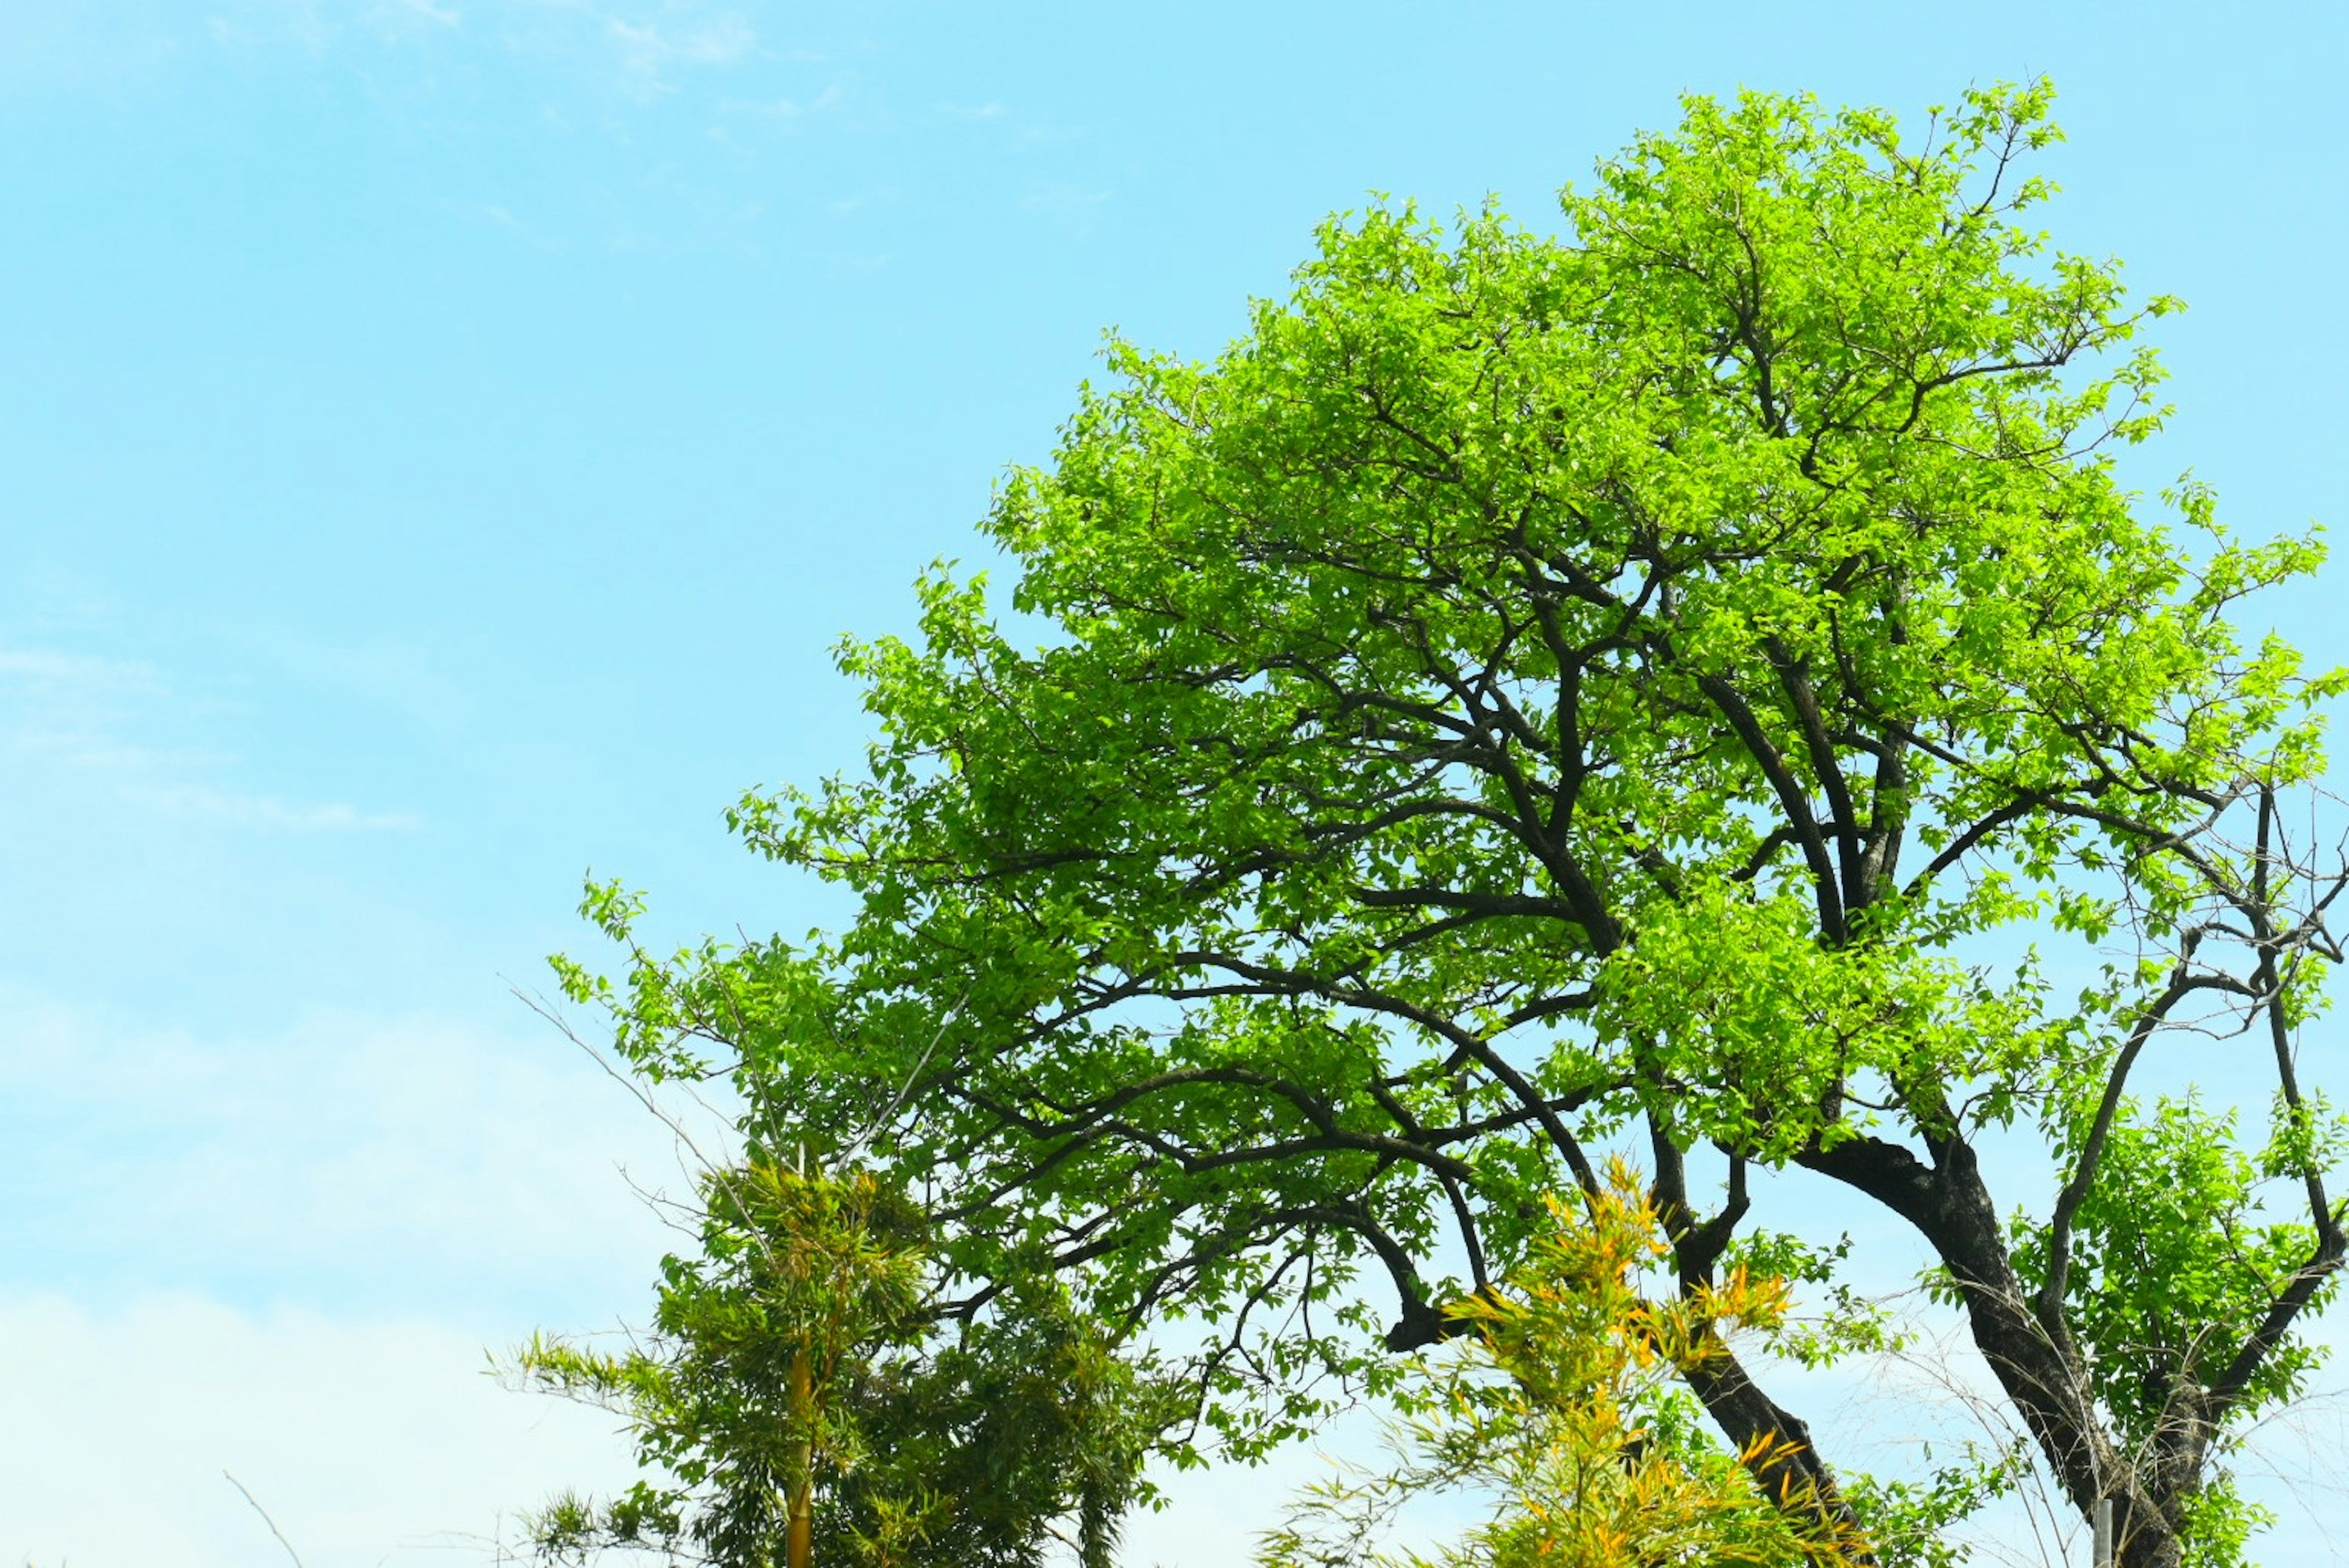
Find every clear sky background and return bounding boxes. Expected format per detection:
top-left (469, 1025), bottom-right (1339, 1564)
top-left (4, 2), bottom-right (2347, 1564)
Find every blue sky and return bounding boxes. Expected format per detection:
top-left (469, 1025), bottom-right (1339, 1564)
top-left (4, 2), bottom-right (2347, 1562)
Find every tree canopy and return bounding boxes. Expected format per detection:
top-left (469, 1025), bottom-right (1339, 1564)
top-left (562, 82), bottom-right (2349, 1568)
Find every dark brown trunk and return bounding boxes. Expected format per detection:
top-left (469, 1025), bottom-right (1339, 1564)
top-left (1647, 1114), bottom-right (1875, 1562)
top-left (1682, 1337), bottom-right (1876, 1562)
top-left (1797, 1133), bottom-right (2186, 1568)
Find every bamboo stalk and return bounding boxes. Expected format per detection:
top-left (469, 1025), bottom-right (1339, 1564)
top-left (788, 1345), bottom-right (814, 1568)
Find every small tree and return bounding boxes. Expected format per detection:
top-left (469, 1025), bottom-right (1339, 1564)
top-left (511, 1153), bottom-right (1176, 1568)
top-left (1259, 1160), bottom-right (1877, 1568)
top-left (514, 1159), bottom-right (929, 1568)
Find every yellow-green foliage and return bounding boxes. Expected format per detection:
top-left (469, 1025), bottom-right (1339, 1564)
top-left (1261, 1161), bottom-right (1871, 1568)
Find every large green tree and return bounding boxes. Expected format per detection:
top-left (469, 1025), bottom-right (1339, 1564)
top-left (567, 84), bottom-right (2348, 1566)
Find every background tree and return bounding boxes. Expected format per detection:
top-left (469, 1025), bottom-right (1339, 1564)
top-left (837, 1274), bottom-right (1182, 1568)
top-left (514, 1159), bottom-right (928, 1567)
top-left (511, 1152), bottom-right (1173, 1568)
top-left (561, 83), bottom-right (2349, 1567)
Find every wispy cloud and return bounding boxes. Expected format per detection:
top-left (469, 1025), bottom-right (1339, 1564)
top-left (932, 98), bottom-right (1085, 150)
top-left (0, 646), bottom-right (165, 698)
top-left (4, 0), bottom-right (779, 102)
top-left (0, 985), bottom-right (719, 1558)
top-left (116, 785), bottom-right (422, 833)
top-left (204, 0), bottom-right (336, 58)
top-left (607, 14), bottom-right (751, 67)
top-left (386, 0), bottom-right (461, 28)
top-left (223, 622), bottom-right (476, 733)
top-left (825, 184), bottom-right (896, 215)
top-left (0, 985), bottom-right (726, 1296)
top-left (4, 1), bottom-right (878, 259)
top-left (724, 80), bottom-right (843, 119)
top-left (0, 6), bottom-right (181, 92)
top-left (0, 646), bottom-right (178, 767)
top-left (0, 639), bottom-right (418, 836)
top-left (1017, 179), bottom-right (1112, 236)
top-left (606, 9), bottom-right (753, 97)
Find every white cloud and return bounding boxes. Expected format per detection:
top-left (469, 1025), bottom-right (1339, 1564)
top-left (0, 987), bottom-right (714, 1309)
top-left (826, 184), bottom-right (896, 214)
top-left (0, 0), bottom-right (760, 100)
top-left (222, 622), bottom-right (477, 733)
top-left (0, 1290), bottom-right (647, 1567)
top-left (205, 0), bottom-right (336, 58)
top-left (0, 945), bottom-right (696, 1568)
top-left (606, 13), bottom-right (749, 67)
top-left (0, 6), bottom-right (180, 92)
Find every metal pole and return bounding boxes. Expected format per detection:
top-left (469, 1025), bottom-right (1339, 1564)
top-left (2093, 1497), bottom-right (2115, 1568)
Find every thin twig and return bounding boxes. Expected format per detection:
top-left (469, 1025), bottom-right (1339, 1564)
top-left (836, 994), bottom-right (968, 1165)
top-left (223, 1471), bottom-right (307, 1568)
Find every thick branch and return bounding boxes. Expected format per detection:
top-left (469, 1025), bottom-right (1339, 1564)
top-left (1694, 671), bottom-right (1847, 943)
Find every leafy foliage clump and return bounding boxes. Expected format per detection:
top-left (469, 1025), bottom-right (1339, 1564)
top-left (511, 1160), bottom-right (1178, 1568)
top-left (1261, 1161), bottom-right (1876, 1568)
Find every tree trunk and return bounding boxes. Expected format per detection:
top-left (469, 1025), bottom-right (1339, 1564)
top-left (1797, 1134), bottom-right (2188, 1568)
top-left (787, 1347), bottom-right (814, 1568)
top-left (1680, 1338), bottom-right (1876, 1563)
